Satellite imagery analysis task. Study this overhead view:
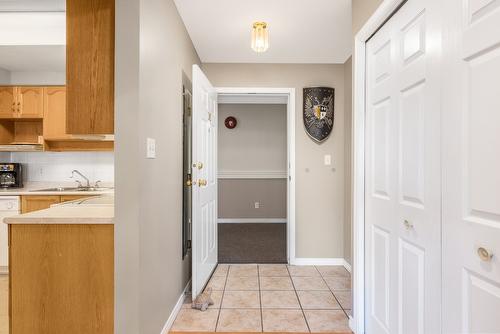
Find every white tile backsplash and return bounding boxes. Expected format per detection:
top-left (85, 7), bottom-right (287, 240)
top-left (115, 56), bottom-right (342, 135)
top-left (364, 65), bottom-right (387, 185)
top-left (9, 152), bottom-right (114, 183)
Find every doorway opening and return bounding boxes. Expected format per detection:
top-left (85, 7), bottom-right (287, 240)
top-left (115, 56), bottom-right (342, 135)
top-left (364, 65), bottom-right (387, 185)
top-left (217, 97), bottom-right (287, 263)
top-left (216, 88), bottom-right (296, 266)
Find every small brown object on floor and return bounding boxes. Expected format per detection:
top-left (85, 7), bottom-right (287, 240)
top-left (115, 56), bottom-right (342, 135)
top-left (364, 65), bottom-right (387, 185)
top-left (191, 287), bottom-right (214, 311)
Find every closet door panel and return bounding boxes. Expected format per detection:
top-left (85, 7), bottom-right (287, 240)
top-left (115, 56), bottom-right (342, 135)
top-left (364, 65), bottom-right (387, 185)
top-left (442, 0), bottom-right (500, 332)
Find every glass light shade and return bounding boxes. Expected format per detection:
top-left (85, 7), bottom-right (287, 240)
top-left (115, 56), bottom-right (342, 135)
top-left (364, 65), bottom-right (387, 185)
top-left (251, 22), bottom-right (269, 53)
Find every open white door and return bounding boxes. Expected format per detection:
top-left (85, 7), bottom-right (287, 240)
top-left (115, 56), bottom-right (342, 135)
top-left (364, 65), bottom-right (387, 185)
top-left (191, 65), bottom-right (218, 298)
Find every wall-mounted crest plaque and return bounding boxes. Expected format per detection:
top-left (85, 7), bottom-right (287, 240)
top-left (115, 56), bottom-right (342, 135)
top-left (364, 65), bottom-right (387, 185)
top-left (303, 87), bottom-right (335, 143)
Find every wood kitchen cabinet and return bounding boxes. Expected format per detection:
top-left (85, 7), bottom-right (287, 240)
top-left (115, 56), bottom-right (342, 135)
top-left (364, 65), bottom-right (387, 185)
top-left (0, 87), bottom-right (16, 118)
top-left (66, 0), bottom-right (115, 135)
top-left (0, 87), bottom-right (44, 119)
top-left (43, 86), bottom-right (69, 140)
top-left (21, 195), bottom-right (92, 213)
top-left (9, 224), bottom-right (114, 334)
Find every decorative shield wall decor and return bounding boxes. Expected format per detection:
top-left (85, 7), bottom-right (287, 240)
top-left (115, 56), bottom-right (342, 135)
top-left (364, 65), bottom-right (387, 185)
top-left (303, 87), bottom-right (335, 143)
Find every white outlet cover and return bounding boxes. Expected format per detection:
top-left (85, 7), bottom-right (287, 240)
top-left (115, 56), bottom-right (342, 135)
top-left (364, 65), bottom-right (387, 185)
top-left (146, 138), bottom-right (156, 159)
top-left (254, 202), bottom-right (260, 209)
top-left (324, 154), bottom-right (332, 166)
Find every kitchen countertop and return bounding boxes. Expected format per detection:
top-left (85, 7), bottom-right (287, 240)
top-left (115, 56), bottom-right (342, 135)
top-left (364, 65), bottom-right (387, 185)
top-left (3, 195), bottom-right (114, 224)
top-left (0, 181), bottom-right (114, 196)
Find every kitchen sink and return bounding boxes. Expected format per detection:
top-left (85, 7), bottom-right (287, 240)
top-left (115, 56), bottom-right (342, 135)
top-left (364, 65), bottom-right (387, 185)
top-left (30, 187), bottom-right (113, 192)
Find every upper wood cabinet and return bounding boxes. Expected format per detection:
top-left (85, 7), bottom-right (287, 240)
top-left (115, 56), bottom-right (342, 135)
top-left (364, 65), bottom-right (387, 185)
top-left (17, 87), bottom-right (44, 118)
top-left (43, 86), bottom-right (69, 140)
top-left (0, 87), bottom-right (44, 119)
top-left (66, 0), bottom-right (115, 135)
top-left (0, 87), bottom-right (16, 118)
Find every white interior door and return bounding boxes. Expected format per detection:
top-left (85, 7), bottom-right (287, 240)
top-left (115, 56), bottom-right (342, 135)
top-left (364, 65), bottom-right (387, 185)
top-left (442, 0), bottom-right (500, 332)
top-left (191, 64), bottom-right (218, 298)
top-left (365, 0), bottom-right (442, 333)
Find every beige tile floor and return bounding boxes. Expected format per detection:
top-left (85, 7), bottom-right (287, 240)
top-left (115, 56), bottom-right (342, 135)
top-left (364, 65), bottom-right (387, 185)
top-left (172, 264), bottom-right (352, 333)
top-left (0, 275), bottom-right (8, 334)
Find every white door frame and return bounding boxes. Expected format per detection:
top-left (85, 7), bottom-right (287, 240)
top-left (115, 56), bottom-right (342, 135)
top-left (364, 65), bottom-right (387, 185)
top-left (215, 87), bottom-right (296, 264)
top-left (352, 1), bottom-right (406, 333)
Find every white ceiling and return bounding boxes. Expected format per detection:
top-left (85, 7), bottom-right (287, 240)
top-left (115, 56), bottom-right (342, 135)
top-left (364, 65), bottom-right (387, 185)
top-left (0, 45), bottom-right (65, 72)
top-left (0, 0), bottom-right (65, 11)
top-left (174, 0), bottom-right (352, 64)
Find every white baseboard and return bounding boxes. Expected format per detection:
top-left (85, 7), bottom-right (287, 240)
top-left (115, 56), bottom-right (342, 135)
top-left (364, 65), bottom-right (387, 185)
top-left (349, 316), bottom-right (356, 333)
top-left (343, 260), bottom-right (352, 273)
top-left (160, 279), bottom-right (191, 334)
top-left (291, 258), bottom-right (345, 266)
top-left (218, 218), bottom-right (287, 224)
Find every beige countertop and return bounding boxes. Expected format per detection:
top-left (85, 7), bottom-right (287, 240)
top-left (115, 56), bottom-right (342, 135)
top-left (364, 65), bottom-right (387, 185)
top-left (0, 181), bottom-right (114, 196)
top-left (3, 195), bottom-right (114, 224)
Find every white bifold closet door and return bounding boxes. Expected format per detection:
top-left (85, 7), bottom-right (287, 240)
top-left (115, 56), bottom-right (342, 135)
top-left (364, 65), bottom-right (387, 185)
top-left (442, 0), bottom-right (500, 332)
top-left (365, 0), bottom-right (442, 333)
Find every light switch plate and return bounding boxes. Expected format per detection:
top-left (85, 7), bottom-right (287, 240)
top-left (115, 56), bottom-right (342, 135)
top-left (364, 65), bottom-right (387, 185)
top-left (146, 138), bottom-right (156, 159)
top-left (324, 154), bottom-right (332, 166)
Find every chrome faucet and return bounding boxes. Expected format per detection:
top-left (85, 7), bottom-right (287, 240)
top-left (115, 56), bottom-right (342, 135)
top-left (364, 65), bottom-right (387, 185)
top-left (71, 170), bottom-right (90, 188)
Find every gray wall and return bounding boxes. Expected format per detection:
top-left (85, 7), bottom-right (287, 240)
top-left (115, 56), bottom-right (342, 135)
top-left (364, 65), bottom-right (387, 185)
top-left (115, 0), bottom-right (200, 333)
top-left (203, 64), bottom-right (346, 259)
top-left (218, 104), bottom-right (287, 220)
top-left (219, 179), bottom-right (287, 219)
top-left (218, 104), bottom-right (287, 172)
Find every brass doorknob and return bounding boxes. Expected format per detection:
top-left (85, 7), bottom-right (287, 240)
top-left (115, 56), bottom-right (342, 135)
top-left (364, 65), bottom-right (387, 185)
top-left (195, 162), bottom-right (203, 170)
top-left (198, 179), bottom-right (207, 186)
top-left (186, 179), bottom-right (194, 186)
top-left (403, 220), bottom-right (414, 229)
top-left (477, 247), bottom-right (493, 262)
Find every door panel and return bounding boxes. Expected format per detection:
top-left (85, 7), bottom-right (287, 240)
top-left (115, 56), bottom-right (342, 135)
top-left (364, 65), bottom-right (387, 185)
top-left (191, 65), bottom-right (217, 298)
top-left (442, 0), bottom-right (500, 332)
top-left (365, 1), bottom-right (442, 333)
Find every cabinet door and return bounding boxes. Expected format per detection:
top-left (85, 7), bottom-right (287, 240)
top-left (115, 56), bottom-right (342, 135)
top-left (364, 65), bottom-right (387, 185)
top-left (18, 87), bottom-right (44, 118)
top-left (21, 196), bottom-right (61, 214)
top-left (66, 0), bottom-right (114, 134)
top-left (43, 87), bottom-right (69, 139)
top-left (0, 87), bottom-right (17, 118)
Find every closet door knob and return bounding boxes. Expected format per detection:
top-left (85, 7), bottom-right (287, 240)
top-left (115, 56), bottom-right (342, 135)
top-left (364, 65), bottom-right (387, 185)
top-left (403, 220), bottom-right (414, 229)
top-left (477, 247), bottom-right (493, 262)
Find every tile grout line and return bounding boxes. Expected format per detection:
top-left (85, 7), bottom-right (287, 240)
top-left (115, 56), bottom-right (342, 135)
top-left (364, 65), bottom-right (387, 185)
top-left (316, 266), bottom-right (351, 319)
top-left (287, 265), bottom-right (312, 333)
top-left (257, 264), bottom-right (264, 332)
top-left (214, 264), bottom-right (231, 331)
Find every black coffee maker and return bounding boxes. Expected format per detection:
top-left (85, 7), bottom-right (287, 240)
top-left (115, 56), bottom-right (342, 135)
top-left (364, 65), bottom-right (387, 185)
top-left (0, 163), bottom-right (23, 188)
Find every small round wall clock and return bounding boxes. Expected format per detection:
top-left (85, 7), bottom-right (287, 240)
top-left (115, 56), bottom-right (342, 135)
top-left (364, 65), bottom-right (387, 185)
top-left (224, 116), bottom-right (237, 129)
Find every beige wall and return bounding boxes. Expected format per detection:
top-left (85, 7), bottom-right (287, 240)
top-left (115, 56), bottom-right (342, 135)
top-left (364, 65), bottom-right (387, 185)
top-left (115, 0), bottom-right (200, 333)
top-left (219, 179), bottom-right (287, 219)
top-left (218, 104), bottom-right (287, 172)
top-left (343, 56), bottom-right (353, 265)
top-left (203, 64), bottom-right (346, 258)
top-left (352, 0), bottom-right (384, 35)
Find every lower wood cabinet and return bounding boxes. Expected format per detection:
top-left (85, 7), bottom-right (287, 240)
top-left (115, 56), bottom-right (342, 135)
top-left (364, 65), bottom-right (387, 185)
top-left (9, 223), bottom-right (114, 334)
top-left (21, 195), bottom-right (92, 214)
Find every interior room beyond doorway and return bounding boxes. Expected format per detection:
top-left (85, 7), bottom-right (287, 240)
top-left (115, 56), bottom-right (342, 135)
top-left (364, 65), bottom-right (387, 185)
top-left (217, 96), bottom-right (289, 264)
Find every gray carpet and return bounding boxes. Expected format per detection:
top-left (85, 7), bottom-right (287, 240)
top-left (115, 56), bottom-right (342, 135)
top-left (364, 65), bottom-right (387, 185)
top-left (218, 223), bottom-right (287, 263)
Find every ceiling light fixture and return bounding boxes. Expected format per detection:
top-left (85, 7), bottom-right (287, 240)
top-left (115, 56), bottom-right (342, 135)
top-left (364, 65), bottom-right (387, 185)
top-left (251, 22), bottom-right (269, 53)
